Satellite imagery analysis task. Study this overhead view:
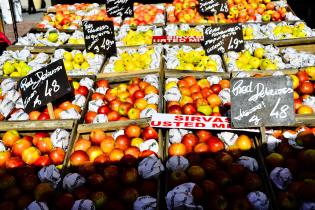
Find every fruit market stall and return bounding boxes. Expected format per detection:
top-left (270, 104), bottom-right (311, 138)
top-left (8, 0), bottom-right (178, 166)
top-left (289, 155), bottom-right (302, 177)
top-left (0, 0), bottom-right (315, 209)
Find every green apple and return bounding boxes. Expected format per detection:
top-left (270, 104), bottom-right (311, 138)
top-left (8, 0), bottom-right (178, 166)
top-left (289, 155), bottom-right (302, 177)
top-left (64, 60), bottom-right (73, 71)
top-left (260, 59), bottom-right (272, 70)
top-left (74, 53), bottom-right (85, 64)
top-left (262, 13), bottom-right (271, 22)
top-left (249, 57), bottom-right (261, 69)
top-left (47, 32), bottom-right (59, 42)
top-left (197, 105), bottom-right (212, 116)
top-left (3, 61), bottom-right (15, 75)
top-left (254, 48), bottom-right (265, 59)
top-left (64, 52), bottom-right (73, 61)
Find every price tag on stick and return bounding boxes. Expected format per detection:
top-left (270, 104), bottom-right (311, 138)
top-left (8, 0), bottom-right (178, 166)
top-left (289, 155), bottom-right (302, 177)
top-left (198, 0), bottom-right (229, 15)
top-left (230, 76), bottom-right (295, 128)
top-left (106, 0), bottom-right (134, 18)
top-left (83, 21), bottom-right (117, 56)
top-left (203, 23), bottom-right (244, 55)
top-left (18, 59), bottom-right (72, 114)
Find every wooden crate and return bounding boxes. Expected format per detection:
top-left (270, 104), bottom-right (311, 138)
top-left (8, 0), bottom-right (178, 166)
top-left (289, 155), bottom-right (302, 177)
top-left (98, 44), bottom-right (163, 78)
top-left (163, 128), bottom-right (276, 210)
top-left (0, 76), bottom-right (94, 129)
top-left (64, 118), bottom-right (164, 209)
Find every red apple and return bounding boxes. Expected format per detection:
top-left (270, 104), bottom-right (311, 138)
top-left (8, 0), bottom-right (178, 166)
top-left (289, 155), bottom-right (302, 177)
top-left (74, 138), bottom-right (91, 151)
top-left (207, 136), bottom-right (225, 153)
top-left (85, 111), bottom-right (97, 123)
top-left (109, 99), bottom-right (122, 112)
top-left (118, 102), bottom-right (133, 116)
top-left (33, 155), bottom-right (52, 167)
top-left (168, 143), bottom-right (187, 156)
top-left (32, 132), bottom-right (49, 145)
top-left (142, 127), bottom-right (158, 140)
top-left (182, 103), bottom-right (197, 115)
top-left (36, 137), bottom-right (53, 153)
top-left (168, 105), bottom-right (182, 114)
top-left (169, 170), bottom-right (189, 188)
top-left (86, 146), bottom-right (103, 162)
top-left (187, 165), bottom-right (206, 182)
top-left (54, 193), bottom-right (74, 210)
top-left (34, 182), bottom-right (54, 201)
top-left (210, 84), bottom-right (222, 94)
top-left (22, 147), bottom-right (41, 165)
top-left (115, 135), bottom-right (130, 150)
top-left (38, 113), bottom-right (50, 120)
top-left (121, 168), bottom-right (138, 184)
top-left (96, 80), bottom-right (109, 88)
top-left (127, 84), bottom-right (140, 95)
top-left (107, 110), bottom-right (120, 121)
top-left (91, 92), bottom-right (105, 101)
top-left (194, 142), bottom-right (210, 153)
top-left (125, 125), bottom-right (141, 138)
top-left (5, 157), bottom-right (24, 169)
top-left (299, 81), bottom-right (314, 94)
top-left (103, 165), bottom-right (119, 179)
top-left (70, 150), bottom-right (89, 166)
top-left (2, 130), bottom-right (20, 147)
top-left (94, 154), bottom-right (110, 164)
top-left (98, 105), bottom-right (111, 114)
top-left (196, 130), bottom-right (212, 143)
top-left (90, 129), bottom-right (106, 145)
top-left (182, 133), bottom-right (199, 151)
top-left (12, 139), bottom-right (32, 157)
top-left (49, 148), bottom-right (65, 165)
top-left (133, 90), bottom-right (145, 98)
top-left (297, 71), bottom-right (309, 83)
top-left (76, 86), bottom-right (89, 96)
top-left (121, 187), bottom-right (139, 203)
top-left (0, 151), bottom-right (11, 168)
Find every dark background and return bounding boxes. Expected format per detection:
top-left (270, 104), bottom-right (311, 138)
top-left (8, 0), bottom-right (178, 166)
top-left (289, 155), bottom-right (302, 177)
top-left (53, 0), bottom-right (315, 28)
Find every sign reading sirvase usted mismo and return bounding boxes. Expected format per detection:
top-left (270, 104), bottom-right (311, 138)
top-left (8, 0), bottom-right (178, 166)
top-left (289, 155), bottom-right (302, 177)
top-left (231, 76), bottom-right (295, 128)
top-left (18, 59), bottom-right (72, 113)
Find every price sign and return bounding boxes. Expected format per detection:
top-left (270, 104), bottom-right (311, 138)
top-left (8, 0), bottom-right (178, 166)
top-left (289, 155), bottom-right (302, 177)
top-left (106, 0), bottom-right (134, 18)
top-left (18, 59), bottom-right (72, 113)
top-left (231, 76), bottom-right (295, 128)
top-left (83, 21), bottom-right (116, 56)
top-left (198, 0), bottom-right (229, 15)
top-left (203, 23), bottom-right (244, 55)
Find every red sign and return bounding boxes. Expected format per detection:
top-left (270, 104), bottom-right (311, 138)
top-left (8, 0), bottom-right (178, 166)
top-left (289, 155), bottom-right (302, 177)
top-left (152, 36), bottom-right (204, 43)
top-left (150, 113), bottom-right (261, 132)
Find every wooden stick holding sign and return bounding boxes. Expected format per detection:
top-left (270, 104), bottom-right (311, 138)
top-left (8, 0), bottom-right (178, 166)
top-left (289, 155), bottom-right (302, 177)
top-left (18, 59), bottom-right (72, 118)
top-left (47, 103), bottom-right (55, 120)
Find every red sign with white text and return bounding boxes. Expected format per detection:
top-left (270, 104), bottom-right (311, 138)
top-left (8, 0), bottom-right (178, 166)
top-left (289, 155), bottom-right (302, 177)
top-left (150, 113), bottom-right (260, 132)
top-left (152, 36), bottom-right (204, 43)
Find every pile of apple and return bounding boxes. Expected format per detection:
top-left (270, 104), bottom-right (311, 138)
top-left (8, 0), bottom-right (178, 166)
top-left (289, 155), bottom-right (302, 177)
top-left (36, 8), bottom-right (121, 30)
top-left (167, 0), bottom-right (296, 24)
top-left (103, 45), bottom-right (162, 73)
top-left (54, 49), bottom-right (105, 75)
top-left (165, 24), bottom-right (204, 37)
top-left (243, 22), bottom-right (315, 41)
top-left (66, 30), bottom-right (85, 45)
top-left (164, 45), bottom-right (224, 72)
top-left (264, 127), bottom-right (315, 209)
top-left (164, 76), bottom-right (230, 116)
top-left (0, 166), bottom-right (58, 209)
top-left (291, 70), bottom-right (315, 115)
top-left (0, 77), bottom-right (92, 121)
top-left (47, 3), bottom-right (97, 13)
top-left (123, 3), bottom-right (165, 26)
top-left (0, 130), bottom-right (67, 168)
top-left (16, 30), bottom-right (70, 47)
top-left (116, 26), bottom-right (163, 47)
top-left (85, 75), bottom-right (159, 123)
top-left (70, 125), bottom-right (160, 165)
top-left (166, 129), bottom-right (270, 209)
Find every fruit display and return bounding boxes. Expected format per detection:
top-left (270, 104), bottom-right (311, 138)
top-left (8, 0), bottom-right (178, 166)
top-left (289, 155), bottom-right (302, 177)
top-left (262, 127), bottom-right (315, 210)
top-left (85, 75), bottom-right (160, 123)
top-left (0, 48), bottom-right (104, 76)
top-left (66, 30), bottom-right (85, 45)
top-left (0, 165), bottom-right (64, 209)
top-left (0, 129), bottom-right (69, 168)
top-left (103, 45), bottom-right (162, 73)
top-left (53, 49), bottom-right (105, 75)
top-left (164, 45), bottom-right (224, 72)
top-left (164, 76), bottom-right (231, 117)
top-left (16, 30), bottom-right (70, 47)
top-left (47, 3), bottom-right (98, 12)
top-left (69, 124), bottom-right (160, 166)
top-left (166, 0), bottom-right (298, 24)
top-left (165, 24), bottom-right (204, 37)
top-left (243, 21), bottom-right (315, 40)
top-left (116, 26), bottom-right (163, 47)
top-left (123, 3), bottom-right (165, 26)
top-left (166, 129), bottom-right (271, 209)
top-left (36, 7), bottom-right (122, 30)
top-left (224, 42), bottom-right (315, 72)
top-left (0, 77), bottom-right (92, 121)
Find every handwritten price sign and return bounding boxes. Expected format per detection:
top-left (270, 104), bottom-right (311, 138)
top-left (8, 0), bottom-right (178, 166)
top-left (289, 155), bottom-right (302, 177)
top-left (198, 0), bottom-right (229, 15)
top-left (203, 23), bottom-right (244, 55)
top-left (83, 21), bottom-right (116, 56)
top-left (106, 0), bottom-right (133, 18)
top-left (231, 76), bottom-right (295, 128)
top-left (18, 59), bottom-right (72, 113)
